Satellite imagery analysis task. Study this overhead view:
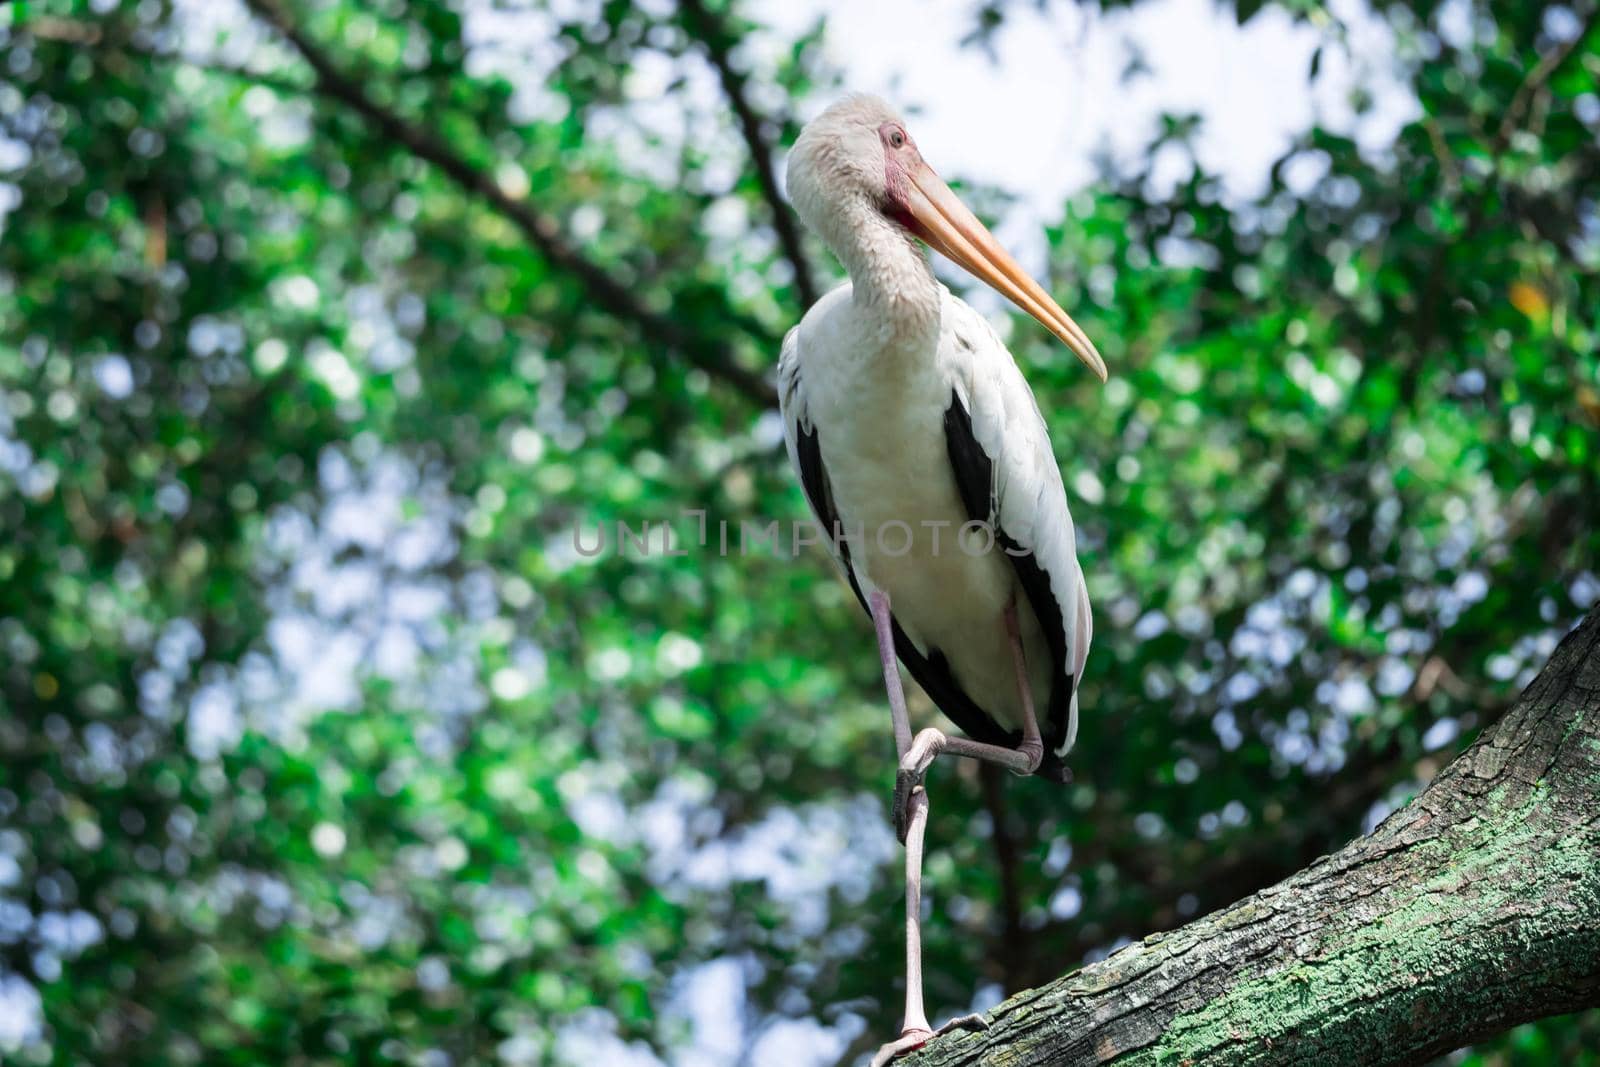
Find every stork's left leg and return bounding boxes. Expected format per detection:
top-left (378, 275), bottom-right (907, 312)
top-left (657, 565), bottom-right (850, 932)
top-left (868, 590), bottom-right (988, 1067)
top-left (891, 596), bottom-right (1044, 843)
top-left (867, 784), bottom-right (988, 1067)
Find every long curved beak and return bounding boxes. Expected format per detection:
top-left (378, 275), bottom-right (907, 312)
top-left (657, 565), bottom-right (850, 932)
top-left (901, 162), bottom-right (1107, 382)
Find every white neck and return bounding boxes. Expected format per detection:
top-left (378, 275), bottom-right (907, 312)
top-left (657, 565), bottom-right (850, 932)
top-left (824, 198), bottom-right (942, 345)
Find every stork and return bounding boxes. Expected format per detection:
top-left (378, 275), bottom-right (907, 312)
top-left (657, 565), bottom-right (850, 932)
top-left (778, 95), bottom-right (1105, 1064)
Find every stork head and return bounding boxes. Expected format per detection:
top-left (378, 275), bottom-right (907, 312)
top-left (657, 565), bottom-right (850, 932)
top-left (787, 94), bottom-right (1106, 382)
top-left (787, 94), bottom-right (907, 241)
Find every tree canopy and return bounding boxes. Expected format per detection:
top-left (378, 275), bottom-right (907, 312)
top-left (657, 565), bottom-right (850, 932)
top-left (0, 0), bottom-right (1596, 1064)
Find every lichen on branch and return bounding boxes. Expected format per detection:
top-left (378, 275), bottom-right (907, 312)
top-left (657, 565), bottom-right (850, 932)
top-left (911, 608), bottom-right (1600, 1067)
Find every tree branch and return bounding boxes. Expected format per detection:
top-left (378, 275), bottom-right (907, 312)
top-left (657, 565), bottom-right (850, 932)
top-left (911, 608), bottom-right (1600, 1066)
top-left (240, 0), bottom-right (778, 408)
top-left (1016, 688), bottom-right (1506, 991)
top-left (677, 0), bottom-right (819, 311)
top-left (1497, 8), bottom-right (1600, 149)
top-left (12, 14), bottom-right (105, 45)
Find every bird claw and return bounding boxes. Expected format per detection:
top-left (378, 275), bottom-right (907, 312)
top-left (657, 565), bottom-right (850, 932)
top-left (869, 1016), bottom-right (989, 1066)
top-left (936, 1012), bottom-right (989, 1035)
top-left (892, 775), bottom-right (923, 844)
top-left (893, 728), bottom-right (946, 843)
top-left (869, 1028), bottom-right (932, 1067)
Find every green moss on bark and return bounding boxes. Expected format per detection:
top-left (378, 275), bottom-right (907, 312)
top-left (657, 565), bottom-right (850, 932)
top-left (909, 610), bottom-right (1600, 1067)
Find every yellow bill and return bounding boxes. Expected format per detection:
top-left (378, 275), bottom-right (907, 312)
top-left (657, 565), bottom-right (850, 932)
top-left (900, 162), bottom-right (1108, 382)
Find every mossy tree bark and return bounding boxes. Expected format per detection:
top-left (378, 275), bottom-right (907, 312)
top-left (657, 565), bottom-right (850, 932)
top-left (910, 608), bottom-right (1600, 1067)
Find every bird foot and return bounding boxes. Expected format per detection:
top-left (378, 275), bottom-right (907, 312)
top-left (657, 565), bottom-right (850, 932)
top-left (868, 1015), bottom-right (989, 1066)
top-left (893, 728), bottom-right (947, 843)
top-left (890, 778), bottom-right (923, 845)
top-left (1007, 739), bottom-right (1044, 778)
top-left (869, 1027), bottom-right (932, 1067)
top-left (937, 1013), bottom-right (990, 1035)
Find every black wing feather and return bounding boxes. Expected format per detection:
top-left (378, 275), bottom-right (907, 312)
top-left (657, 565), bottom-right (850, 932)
top-left (943, 395), bottom-right (1075, 782)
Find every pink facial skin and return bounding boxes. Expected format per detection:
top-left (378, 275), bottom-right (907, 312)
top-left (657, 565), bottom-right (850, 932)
top-left (879, 121), bottom-right (923, 236)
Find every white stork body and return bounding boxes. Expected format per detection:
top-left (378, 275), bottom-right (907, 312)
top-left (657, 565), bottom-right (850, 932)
top-left (778, 94), bottom-right (1106, 1062)
top-left (779, 282), bottom-right (1089, 760)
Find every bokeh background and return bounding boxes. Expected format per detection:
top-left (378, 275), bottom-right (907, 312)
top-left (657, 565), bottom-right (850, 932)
top-left (1, 0), bottom-right (1598, 1063)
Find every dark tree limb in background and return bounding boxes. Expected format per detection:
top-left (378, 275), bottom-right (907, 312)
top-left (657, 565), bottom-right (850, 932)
top-left (979, 764), bottom-right (1028, 993)
top-left (240, 0), bottom-right (779, 408)
top-left (910, 608), bottom-right (1600, 1067)
top-left (678, 0), bottom-right (820, 310)
top-left (1497, 8), bottom-right (1599, 147)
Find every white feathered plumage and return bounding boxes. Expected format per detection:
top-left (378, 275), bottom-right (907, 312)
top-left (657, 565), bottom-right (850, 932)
top-left (778, 95), bottom-right (1098, 776)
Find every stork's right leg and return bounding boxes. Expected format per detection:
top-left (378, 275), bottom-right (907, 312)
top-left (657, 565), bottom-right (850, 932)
top-left (892, 596), bottom-right (1046, 842)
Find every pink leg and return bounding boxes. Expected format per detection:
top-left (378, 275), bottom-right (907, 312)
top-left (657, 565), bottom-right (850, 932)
top-left (868, 590), bottom-right (989, 1066)
top-left (869, 589), bottom-right (913, 759)
top-left (869, 786), bottom-right (933, 1066)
